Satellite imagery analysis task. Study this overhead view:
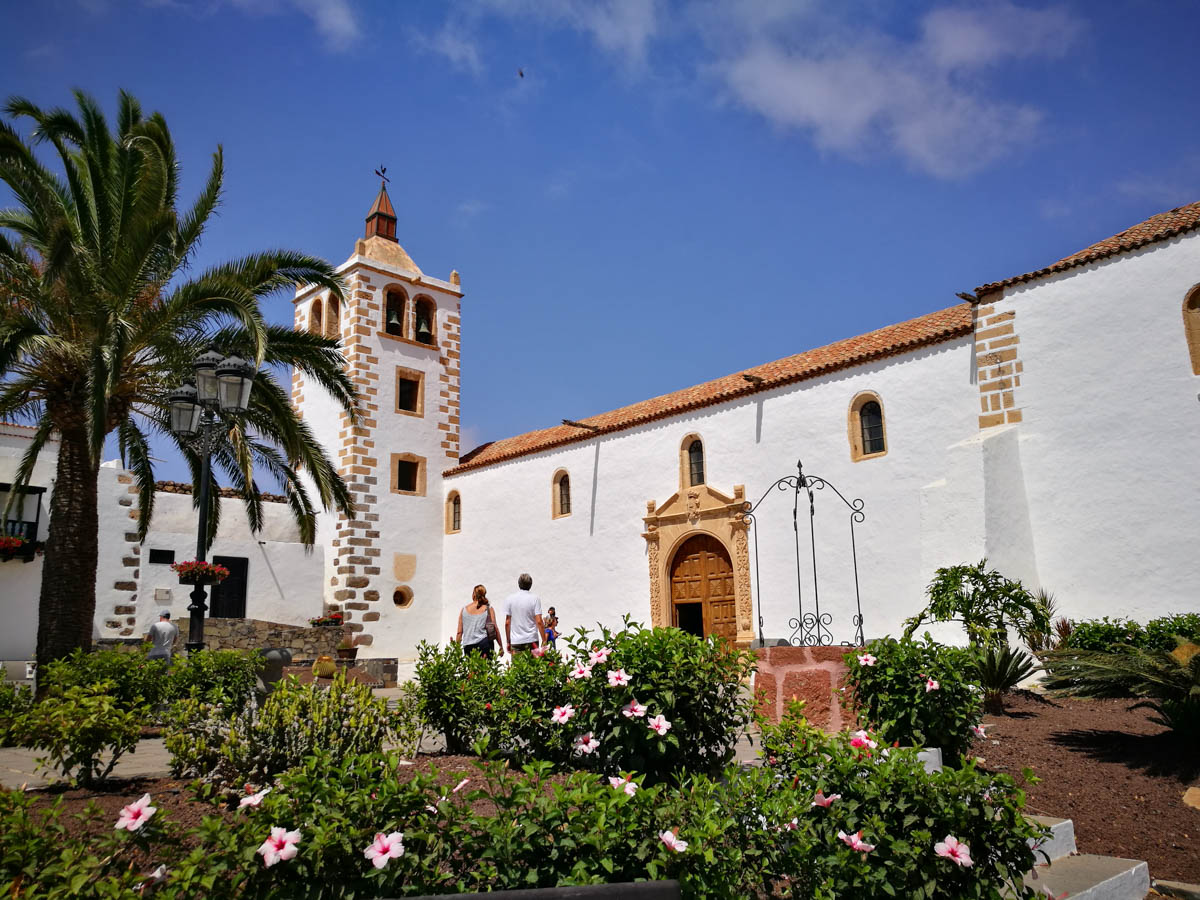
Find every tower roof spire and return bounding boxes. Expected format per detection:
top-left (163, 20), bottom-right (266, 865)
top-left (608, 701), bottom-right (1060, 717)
top-left (365, 166), bottom-right (397, 242)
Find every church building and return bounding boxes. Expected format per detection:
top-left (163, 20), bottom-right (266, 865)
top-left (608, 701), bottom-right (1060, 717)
top-left (2, 189), bottom-right (1198, 673)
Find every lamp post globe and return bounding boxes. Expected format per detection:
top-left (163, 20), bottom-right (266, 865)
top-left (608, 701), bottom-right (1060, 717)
top-left (215, 354), bottom-right (256, 413)
top-left (168, 382), bottom-right (202, 437)
top-left (193, 347), bottom-right (225, 404)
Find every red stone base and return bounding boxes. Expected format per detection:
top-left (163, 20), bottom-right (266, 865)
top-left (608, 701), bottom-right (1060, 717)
top-left (754, 645), bottom-right (859, 732)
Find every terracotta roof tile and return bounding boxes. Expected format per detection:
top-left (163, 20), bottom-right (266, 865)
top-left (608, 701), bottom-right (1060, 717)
top-left (976, 199), bottom-right (1200, 295)
top-left (445, 303), bottom-right (973, 476)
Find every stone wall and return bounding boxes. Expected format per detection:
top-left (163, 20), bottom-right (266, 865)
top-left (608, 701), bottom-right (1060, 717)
top-left (186, 618), bottom-right (347, 658)
top-left (754, 645), bottom-right (859, 732)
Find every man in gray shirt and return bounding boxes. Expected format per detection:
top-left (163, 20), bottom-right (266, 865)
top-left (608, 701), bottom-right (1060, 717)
top-left (504, 573), bottom-right (546, 654)
top-left (146, 610), bottom-right (179, 664)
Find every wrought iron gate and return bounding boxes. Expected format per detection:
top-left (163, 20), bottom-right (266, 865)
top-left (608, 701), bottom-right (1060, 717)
top-left (743, 459), bottom-right (866, 647)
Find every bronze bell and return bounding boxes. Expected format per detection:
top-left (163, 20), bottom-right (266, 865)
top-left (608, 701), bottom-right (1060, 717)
top-left (415, 316), bottom-right (432, 343)
top-left (386, 308), bottom-right (402, 333)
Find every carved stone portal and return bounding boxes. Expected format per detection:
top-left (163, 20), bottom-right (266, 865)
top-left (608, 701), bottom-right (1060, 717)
top-left (642, 483), bottom-right (753, 647)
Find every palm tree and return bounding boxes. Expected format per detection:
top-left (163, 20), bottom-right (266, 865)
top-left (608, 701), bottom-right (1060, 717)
top-left (0, 90), bottom-right (357, 675)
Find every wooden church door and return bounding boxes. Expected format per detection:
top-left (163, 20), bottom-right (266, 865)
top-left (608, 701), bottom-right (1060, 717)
top-left (669, 534), bottom-right (737, 641)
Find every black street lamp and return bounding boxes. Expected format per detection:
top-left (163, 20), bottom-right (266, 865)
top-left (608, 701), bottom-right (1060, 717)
top-left (168, 350), bottom-right (257, 653)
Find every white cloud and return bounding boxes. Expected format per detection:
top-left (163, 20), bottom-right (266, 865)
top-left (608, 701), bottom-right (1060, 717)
top-left (468, 0), bottom-right (663, 68)
top-left (227, 0), bottom-right (360, 51)
top-left (1116, 158), bottom-right (1200, 208)
top-left (920, 2), bottom-right (1083, 71)
top-left (424, 25), bottom-right (484, 75)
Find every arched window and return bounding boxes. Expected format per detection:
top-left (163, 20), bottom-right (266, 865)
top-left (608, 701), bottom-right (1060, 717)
top-left (680, 435), bottom-right (705, 487)
top-left (309, 298), bottom-right (323, 335)
top-left (1185, 287), bottom-right (1200, 375)
top-left (552, 470), bottom-right (571, 518)
top-left (414, 297), bottom-right (436, 345)
top-left (325, 296), bottom-right (340, 339)
top-left (848, 392), bottom-right (888, 461)
top-left (446, 491), bottom-right (461, 533)
top-left (385, 289), bottom-right (406, 337)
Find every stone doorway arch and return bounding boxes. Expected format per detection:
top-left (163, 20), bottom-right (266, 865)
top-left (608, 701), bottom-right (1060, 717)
top-left (642, 483), bottom-right (753, 646)
top-left (669, 533), bottom-right (736, 640)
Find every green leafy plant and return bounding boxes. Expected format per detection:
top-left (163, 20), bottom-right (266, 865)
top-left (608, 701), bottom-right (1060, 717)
top-left (1063, 613), bottom-right (1200, 653)
top-left (1143, 613), bottom-right (1200, 651)
top-left (843, 636), bottom-right (982, 759)
top-left (165, 671), bottom-right (393, 788)
top-left (413, 640), bottom-right (500, 753)
top-left (1041, 642), bottom-right (1200, 737)
top-left (40, 648), bottom-right (168, 712)
top-left (972, 645), bottom-right (1038, 714)
top-left (164, 648), bottom-right (263, 712)
top-left (904, 560), bottom-right (1046, 649)
top-left (759, 705), bottom-right (1044, 899)
top-left (0, 681), bottom-right (33, 747)
top-left (1020, 589), bottom-right (1066, 653)
top-left (15, 682), bottom-right (145, 786)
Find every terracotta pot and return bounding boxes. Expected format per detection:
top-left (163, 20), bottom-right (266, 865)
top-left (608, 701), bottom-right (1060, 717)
top-left (336, 646), bottom-right (358, 661)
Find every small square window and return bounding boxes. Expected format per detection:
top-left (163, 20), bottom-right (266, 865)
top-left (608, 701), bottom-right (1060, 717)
top-left (397, 377), bottom-right (420, 412)
top-left (148, 549), bottom-right (175, 564)
top-left (396, 460), bottom-right (419, 492)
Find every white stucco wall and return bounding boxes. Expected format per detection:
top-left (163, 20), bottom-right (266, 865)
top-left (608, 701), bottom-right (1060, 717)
top-left (991, 232), bottom-right (1200, 622)
top-left (442, 336), bottom-right (983, 647)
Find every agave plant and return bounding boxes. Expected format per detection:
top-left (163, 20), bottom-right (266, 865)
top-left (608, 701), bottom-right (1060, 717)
top-left (972, 645), bottom-right (1038, 714)
top-left (1041, 641), bottom-right (1200, 738)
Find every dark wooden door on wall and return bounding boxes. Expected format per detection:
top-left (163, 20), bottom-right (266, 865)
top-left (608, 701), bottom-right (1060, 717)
top-left (209, 556), bottom-right (248, 618)
top-left (668, 534), bottom-right (736, 641)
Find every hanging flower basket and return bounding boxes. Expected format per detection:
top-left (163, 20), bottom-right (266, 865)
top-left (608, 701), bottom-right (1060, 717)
top-left (0, 536), bottom-right (42, 563)
top-left (172, 559), bottom-right (230, 585)
top-left (308, 611), bottom-right (344, 628)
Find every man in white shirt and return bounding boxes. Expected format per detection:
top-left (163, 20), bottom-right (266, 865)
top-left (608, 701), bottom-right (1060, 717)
top-left (504, 573), bottom-right (546, 654)
top-left (146, 610), bottom-right (180, 664)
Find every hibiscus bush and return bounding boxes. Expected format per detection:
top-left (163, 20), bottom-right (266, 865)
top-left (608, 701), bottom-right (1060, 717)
top-left (0, 681), bottom-right (33, 747)
top-left (843, 636), bottom-right (982, 759)
top-left (414, 619), bottom-right (757, 782)
top-left (165, 672), bottom-right (393, 790)
top-left (759, 704), bottom-right (1045, 899)
top-left (13, 682), bottom-right (145, 786)
top-left (40, 647), bottom-right (168, 711)
top-left (164, 649), bottom-right (263, 711)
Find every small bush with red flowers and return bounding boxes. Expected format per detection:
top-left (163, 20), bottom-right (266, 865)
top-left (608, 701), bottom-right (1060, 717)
top-left (0, 535), bottom-right (26, 552)
top-left (307, 611), bottom-right (344, 627)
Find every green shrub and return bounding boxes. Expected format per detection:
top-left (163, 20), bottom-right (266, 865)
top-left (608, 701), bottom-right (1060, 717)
top-left (759, 707), bottom-right (1044, 899)
top-left (389, 681), bottom-right (428, 758)
top-left (165, 672), bottom-right (393, 789)
top-left (164, 649), bottom-right (263, 711)
top-left (0, 682), bottom-right (33, 747)
top-left (904, 560), bottom-right (1046, 649)
top-left (972, 645), bottom-right (1038, 714)
top-left (16, 682), bottom-right (145, 786)
top-left (1061, 616), bottom-right (1145, 651)
top-left (40, 648), bottom-right (168, 711)
top-left (415, 619), bottom-right (757, 782)
top-left (1143, 613), bottom-right (1200, 651)
top-left (844, 636), bottom-right (982, 759)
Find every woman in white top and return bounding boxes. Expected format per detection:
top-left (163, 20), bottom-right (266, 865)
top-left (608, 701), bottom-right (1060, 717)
top-left (456, 584), bottom-right (499, 658)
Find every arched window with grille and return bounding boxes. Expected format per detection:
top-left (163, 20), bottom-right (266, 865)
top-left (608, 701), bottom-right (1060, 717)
top-left (848, 392), bottom-right (888, 461)
top-left (325, 296), bottom-right (340, 339)
top-left (385, 289), bottom-right (406, 337)
top-left (679, 435), bottom-right (705, 488)
top-left (1185, 286), bottom-right (1200, 375)
top-left (446, 491), bottom-right (461, 533)
top-left (552, 470), bottom-right (571, 518)
top-left (309, 297), bottom-right (323, 334)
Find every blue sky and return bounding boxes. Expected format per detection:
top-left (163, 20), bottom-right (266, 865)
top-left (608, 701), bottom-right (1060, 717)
top-left (3, 0), bottom-right (1199, 483)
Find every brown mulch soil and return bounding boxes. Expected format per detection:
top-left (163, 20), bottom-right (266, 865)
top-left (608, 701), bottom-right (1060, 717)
top-left (974, 692), bottom-right (1200, 884)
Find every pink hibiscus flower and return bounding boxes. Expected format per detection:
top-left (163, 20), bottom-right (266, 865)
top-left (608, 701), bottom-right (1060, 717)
top-left (239, 787), bottom-right (272, 809)
top-left (363, 831), bottom-right (405, 869)
top-left (647, 714), bottom-right (672, 736)
top-left (551, 704), bottom-right (576, 725)
top-left (114, 794), bottom-right (157, 832)
top-left (837, 830), bottom-right (876, 852)
top-left (849, 730), bottom-right (877, 750)
top-left (971, 723), bottom-right (989, 738)
top-left (573, 732), bottom-right (600, 755)
top-left (934, 835), bottom-right (973, 867)
top-left (622, 699), bottom-right (647, 718)
top-left (257, 827), bottom-right (302, 867)
top-left (925, 677), bottom-right (940, 693)
top-left (608, 775), bottom-right (639, 796)
top-left (811, 791), bottom-right (842, 808)
top-left (660, 830), bottom-right (688, 852)
top-left (607, 668), bottom-right (632, 687)
top-left (568, 662), bottom-right (593, 680)
top-left (857, 653), bottom-right (877, 667)
top-left (588, 646), bottom-right (613, 665)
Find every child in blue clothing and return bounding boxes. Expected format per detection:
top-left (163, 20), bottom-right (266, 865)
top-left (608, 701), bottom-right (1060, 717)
top-left (545, 607), bottom-right (559, 649)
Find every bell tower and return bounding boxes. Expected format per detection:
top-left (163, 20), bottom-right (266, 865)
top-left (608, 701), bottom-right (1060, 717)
top-left (291, 175), bottom-right (463, 664)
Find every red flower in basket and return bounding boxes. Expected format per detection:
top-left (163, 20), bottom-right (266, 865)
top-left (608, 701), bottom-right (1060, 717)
top-left (0, 535), bottom-right (27, 552)
top-left (170, 559), bottom-right (231, 584)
